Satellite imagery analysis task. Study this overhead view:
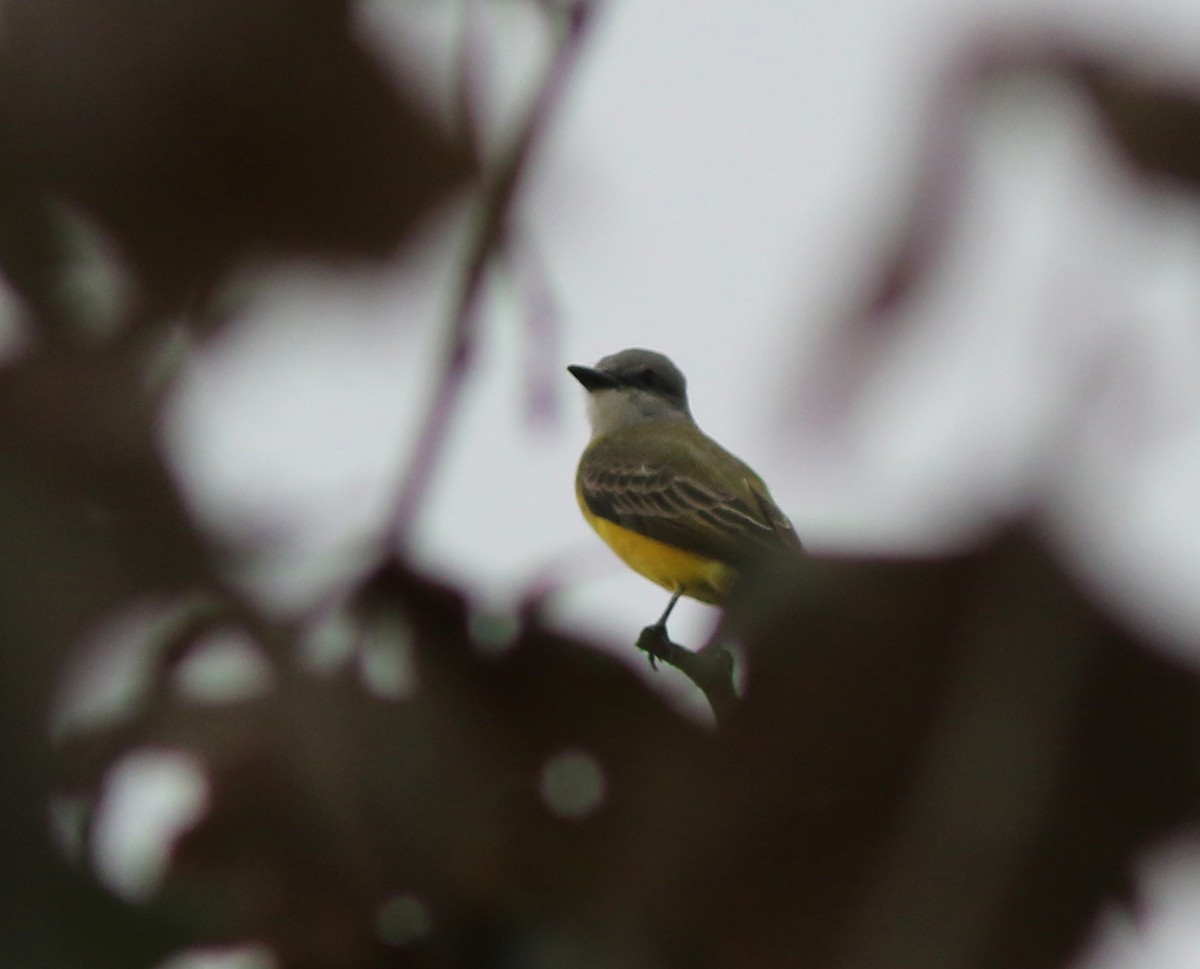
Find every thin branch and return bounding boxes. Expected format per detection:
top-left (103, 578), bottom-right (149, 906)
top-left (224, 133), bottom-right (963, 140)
top-left (636, 624), bottom-right (739, 727)
top-left (389, 0), bottom-right (597, 547)
top-left (500, 223), bottom-right (563, 428)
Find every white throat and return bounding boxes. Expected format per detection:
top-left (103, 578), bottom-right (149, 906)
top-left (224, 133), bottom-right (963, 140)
top-left (585, 388), bottom-right (691, 438)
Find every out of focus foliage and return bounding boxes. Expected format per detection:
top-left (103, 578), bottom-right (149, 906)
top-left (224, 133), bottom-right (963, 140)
top-left (3, 4), bottom-right (1200, 969)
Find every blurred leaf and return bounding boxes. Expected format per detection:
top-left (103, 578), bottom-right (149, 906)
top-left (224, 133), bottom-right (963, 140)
top-left (0, 347), bottom-right (219, 968)
top-left (1, 0), bottom-right (474, 319)
top-left (720, 529), bottom-right (1200, 969)
top-left (44, 536), bottom-right (1200, 969)
top-left (137, 563), bottom-right (721, 967)
top-left (1082, 65), bottom-right (1200, 188)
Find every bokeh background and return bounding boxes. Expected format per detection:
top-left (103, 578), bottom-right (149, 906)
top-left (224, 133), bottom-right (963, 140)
top-left (5, 1), bottom-right (1200, 967)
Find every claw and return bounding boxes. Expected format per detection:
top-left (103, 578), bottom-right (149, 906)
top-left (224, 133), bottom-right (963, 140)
top-left (637, 621), bottom-right (673, 671)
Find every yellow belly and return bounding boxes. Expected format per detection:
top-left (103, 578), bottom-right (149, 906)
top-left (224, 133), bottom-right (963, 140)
top-left (578, 495), bottom-right (733, 605)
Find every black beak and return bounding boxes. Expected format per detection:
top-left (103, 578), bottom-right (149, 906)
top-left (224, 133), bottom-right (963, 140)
top-left (567, 364), bottom-right (619, 392)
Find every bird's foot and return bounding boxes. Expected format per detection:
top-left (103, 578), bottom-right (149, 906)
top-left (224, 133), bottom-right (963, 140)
top-left (636, 622), bottom-right (676, 671)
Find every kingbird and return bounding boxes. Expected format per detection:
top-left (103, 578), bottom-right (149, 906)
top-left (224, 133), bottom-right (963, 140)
top-left (569, 348), bottom-right (801, 636)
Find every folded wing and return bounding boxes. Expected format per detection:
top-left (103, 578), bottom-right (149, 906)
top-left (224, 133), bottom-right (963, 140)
top-left (578, 441), bottom-right (801, 568)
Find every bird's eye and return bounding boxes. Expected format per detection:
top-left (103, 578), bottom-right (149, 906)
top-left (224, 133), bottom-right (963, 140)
top-left (637, 369), bottom-right (659, 390)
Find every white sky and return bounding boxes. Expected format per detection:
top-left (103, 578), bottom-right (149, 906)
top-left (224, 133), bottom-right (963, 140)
top-left (154, 1), bottom-right (1200, 965)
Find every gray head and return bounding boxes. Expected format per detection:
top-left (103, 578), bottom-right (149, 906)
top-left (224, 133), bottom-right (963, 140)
top-left (568, 348), bottom-right (693, 436)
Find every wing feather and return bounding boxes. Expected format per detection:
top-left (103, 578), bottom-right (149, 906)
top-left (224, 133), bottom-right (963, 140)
top-left (578, 427), bottom-right (801, 567)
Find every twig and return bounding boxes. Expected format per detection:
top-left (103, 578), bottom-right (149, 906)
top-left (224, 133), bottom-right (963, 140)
top-left (636, 624), bottom-right (739, 727)
top-left (500, 224), bottom-right (563, 427)
top-left (389, 0), bottom-right (597, 547)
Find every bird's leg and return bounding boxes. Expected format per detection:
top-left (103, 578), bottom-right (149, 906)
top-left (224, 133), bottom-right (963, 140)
top-left (638, 591), bottom-right (682, 670)
top-left (655, 591), bottom-right (682, 632)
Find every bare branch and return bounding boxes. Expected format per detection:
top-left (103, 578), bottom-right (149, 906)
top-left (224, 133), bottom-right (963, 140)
top-left (637, 624), bottom-right (739, 727)
top-left (500, 224), bottom-right (564, 427)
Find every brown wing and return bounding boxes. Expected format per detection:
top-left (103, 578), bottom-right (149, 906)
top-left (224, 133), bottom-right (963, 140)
top-left (578, 429), bottom-right (801, 567)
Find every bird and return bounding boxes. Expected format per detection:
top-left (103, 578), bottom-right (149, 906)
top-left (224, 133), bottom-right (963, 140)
top-left (568, 348), bottom-right (801, 642)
